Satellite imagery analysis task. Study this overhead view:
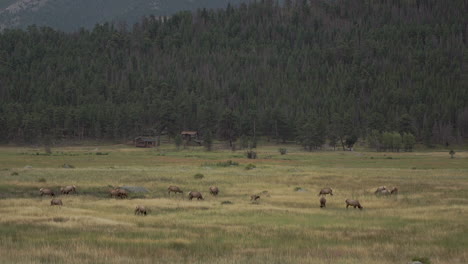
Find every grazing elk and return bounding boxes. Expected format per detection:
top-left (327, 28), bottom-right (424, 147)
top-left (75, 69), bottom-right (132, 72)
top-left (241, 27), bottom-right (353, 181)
top-left (209, 186), bottom-right (219, 196)
top-left (134, 205), bottom-right (147, 215)
top-left (375, 186), bottom-right (398, 195)
top-left (109, 189), bottom-right (119, 198)
top-left (168, 186), bottom-right (183, 196)
top-left (375, 186), bottom-right (388, 193)
top-left (109, 188), bottom-right (127, 199)
top-left (188, 191), bottom-right (204, 200)
top-left (250, 195), bottom-right (260, 201)
top-left (40, 188), bottom-right (55, 197)
top-left (375, 188), bottom-right (391, 195)
top-left (61, 185), bottom-right (76, 195)
top-left (117, 189), bottom-right (128, 199)
top-left (50, 199), bottom-right (63, 206)
top-left (345, 199), bottom-right (363, 210)
top-left (318, 188), bottom-right (333, 196)
top-left (320, 197), bottom-right (326, 208)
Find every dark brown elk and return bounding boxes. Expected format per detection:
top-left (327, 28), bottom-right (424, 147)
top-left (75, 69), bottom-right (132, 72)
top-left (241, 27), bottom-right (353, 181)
top-left (168, 186), bottom-right (183, 195)
top-left (40, 188), bottom-right (55, 197)
top-left (320, 197), bottom-right (326, 208)
top-left (134, 205), bottom-right (147, 215)
top-left (109, 188), bottom-right (127, 199)
top-left (209, 186), bottom-right (219, 196)
top-left (345, 199), bottom-right (363, 210)
top-left (117, 189), bottom-right (128, 199)
top-left (390, 187), bottom-right (398, 195)
top-left (318, 188), bottom-right (333, 196)
top-left (188, 191), bottom-right (204, 200)
top-left (50, 199), bottom-right (63, 206)
top-left (61, 185), bottom-right (76, 195)
top-left (250, 195), bottom-right (260, 201)
top-left (109, 189), bottom-right (119, 198)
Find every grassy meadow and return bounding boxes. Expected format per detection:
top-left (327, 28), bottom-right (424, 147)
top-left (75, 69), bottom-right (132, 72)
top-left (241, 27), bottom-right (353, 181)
top-left (0, 144), bottom-right (467, 264)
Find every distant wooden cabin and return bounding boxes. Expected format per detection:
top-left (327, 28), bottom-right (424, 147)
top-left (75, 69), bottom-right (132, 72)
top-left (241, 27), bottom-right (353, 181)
top-left (181, 131), bottom-right (202, 145)
top-left (181, 131), bottom-right (198, 141)
top-left (134, 137), bottom-right (156, 148)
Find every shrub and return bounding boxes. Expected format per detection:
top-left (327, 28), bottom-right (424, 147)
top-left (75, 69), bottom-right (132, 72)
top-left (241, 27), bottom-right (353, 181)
top-left (449, 150), bottom-right (455, 159)
top-left (174, 135), bottom-right (183, 150)
top-left (52, 217), bottom-right (69, 223)
top-left (202, 160), bottom-right (239, 167)
top-left (246, 150), bottom-right (257, 159)
top-left (221, 200), bottom-right (233, 205)
top-left (194, 173), bottom-right (204, 179)
top-left (279, 148), bottom-right (287, 155)
top-left (245, 164), bottom-right (256, 170)
top-left (38, 178), bottom-right (46, 182)
top-left (402, 133), bottom-right (416, 152)
top-left (217, 160), bottom-right (239, 167)
top-left (61, 163), bottom-right (75, 168)
top-left (96, 152), bottom-right (109, 155)
top-left (10, 172), bottom-right (19, 176)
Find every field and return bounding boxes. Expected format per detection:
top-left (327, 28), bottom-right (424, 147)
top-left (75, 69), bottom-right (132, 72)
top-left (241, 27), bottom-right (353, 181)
top-left (0, 144), bottom-right (467, 264)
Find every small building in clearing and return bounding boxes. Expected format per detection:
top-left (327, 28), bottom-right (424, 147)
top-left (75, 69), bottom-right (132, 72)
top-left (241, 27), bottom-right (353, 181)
top-left (181, 131), bottom-right (198, 141)
top-left (134, 137), bottom-right (156, 148)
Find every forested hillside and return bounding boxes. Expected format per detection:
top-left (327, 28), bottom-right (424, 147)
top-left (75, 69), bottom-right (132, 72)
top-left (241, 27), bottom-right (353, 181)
top-left (0, 0), bottom-right (247, 32)
top-left (0, 0), bottom-right (467, 148)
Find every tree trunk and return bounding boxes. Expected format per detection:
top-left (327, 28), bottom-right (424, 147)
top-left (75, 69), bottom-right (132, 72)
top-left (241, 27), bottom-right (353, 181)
top-left (275, 120), bottom-right (279, 144)
top-left (253, 119), bottom-right (256, 147)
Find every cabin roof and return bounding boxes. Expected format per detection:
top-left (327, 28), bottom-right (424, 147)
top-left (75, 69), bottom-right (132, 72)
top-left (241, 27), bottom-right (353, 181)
top-left (134, 137), bottom-right (156, 142)
top-left (181, 131), bottom-right (197, 135)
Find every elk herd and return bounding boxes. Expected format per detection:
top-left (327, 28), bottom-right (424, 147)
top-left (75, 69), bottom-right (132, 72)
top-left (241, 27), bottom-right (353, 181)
top-left (41, 184), bottom-right (398, 215)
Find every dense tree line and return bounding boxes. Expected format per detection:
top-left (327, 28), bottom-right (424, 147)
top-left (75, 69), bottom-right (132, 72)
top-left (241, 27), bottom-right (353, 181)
top-left (0, 0), bottom-right (467, 149)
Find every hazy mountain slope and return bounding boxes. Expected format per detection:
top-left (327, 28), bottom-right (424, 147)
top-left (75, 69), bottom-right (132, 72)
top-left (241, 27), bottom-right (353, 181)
top-left (0, 0), bottom-right (247, 32)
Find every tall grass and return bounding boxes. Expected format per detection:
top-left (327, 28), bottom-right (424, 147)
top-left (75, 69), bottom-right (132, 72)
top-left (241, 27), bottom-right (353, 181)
top-left (0, 146), bottom-right (467, 263)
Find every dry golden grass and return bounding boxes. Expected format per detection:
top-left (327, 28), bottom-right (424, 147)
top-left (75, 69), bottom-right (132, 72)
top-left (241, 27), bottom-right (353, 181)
top-left (0, 145), bottom-right (467, 263)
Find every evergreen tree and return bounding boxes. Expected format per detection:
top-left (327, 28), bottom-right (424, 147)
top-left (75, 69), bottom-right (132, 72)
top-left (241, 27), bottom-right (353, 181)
top-left (204, 131), bottom-right (213, 151)
top-left (0, 0), bottom-right (466, 145)
top-left (218, 109), bottom-right (239, 148)
top-left (402, 133), bottom-right (416, 152)
top-left (174, 134), bottom-right (182, 150)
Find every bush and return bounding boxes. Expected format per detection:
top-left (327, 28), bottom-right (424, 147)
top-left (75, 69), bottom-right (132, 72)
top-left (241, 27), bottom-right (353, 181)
top-left (217, 160), bottom-right (239, 167)
top-left (279, 148), bottom-right (287, 155)
top-left (38, 178), bottom-right (46, 182)
top-left (449, 150), bottom-right (455, 158)
top-left (221, 200), bottom-right (233, 205)
top-left (10, 172), bottom-right (19, 176)
top-left (174, 135), bottom-right (183, 150)
top-left (402, 133), bottom-right (416, 152)
top-left (61, 163), bottom-right (75, 168)
top-left (95, 152), bottom-right (109, 155)
top-left (202, 160), bottom-right (239, 167)
top-left (194, 173), bottom-right (204, 179)
top-left (245, 164), bottom-right (256, 170)
top-left (246, 150), bottom-right (257, 159)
